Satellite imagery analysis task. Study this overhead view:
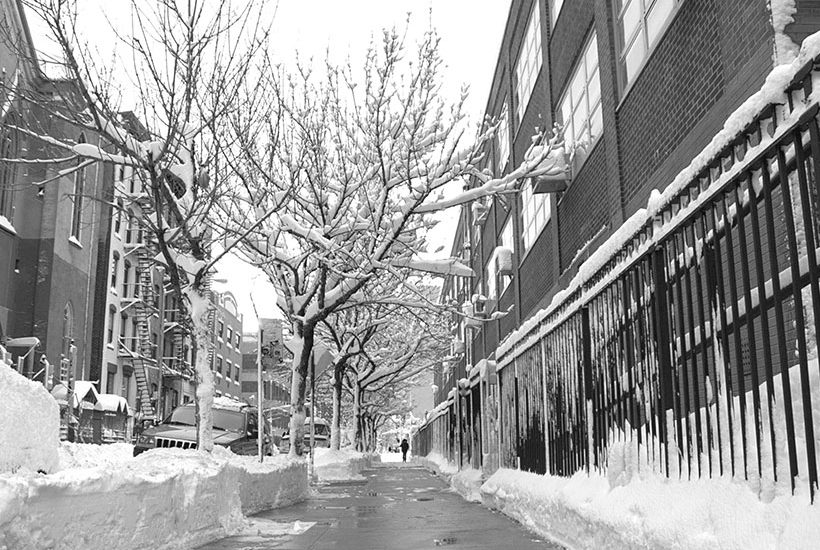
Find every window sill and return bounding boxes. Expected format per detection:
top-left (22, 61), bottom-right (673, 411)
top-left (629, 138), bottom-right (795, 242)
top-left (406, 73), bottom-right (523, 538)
top-left (0, 216), bottom-right (17, 236)
top-left (68, 236), bottom-right (83, 249)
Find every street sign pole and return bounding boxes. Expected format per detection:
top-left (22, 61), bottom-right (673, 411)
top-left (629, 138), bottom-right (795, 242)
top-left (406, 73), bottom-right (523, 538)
top-left (257, 327), bottom-right (263, 462)
top-left (309, 350), bottom-right (316, 478)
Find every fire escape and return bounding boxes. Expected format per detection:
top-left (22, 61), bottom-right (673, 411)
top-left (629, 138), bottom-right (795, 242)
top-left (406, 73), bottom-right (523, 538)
top-left (120, 213), bottom-right (159, 419)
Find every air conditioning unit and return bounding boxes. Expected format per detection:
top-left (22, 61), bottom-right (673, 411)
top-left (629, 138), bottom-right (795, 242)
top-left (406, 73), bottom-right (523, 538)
top-left (494, 246), bottom-right (513, 277)
top-left (462, 302), bottom-right (482, 329)
top-left (471, 199), bottom-right (489, 225)
top-left (472, 294), bottom-right (494, 318)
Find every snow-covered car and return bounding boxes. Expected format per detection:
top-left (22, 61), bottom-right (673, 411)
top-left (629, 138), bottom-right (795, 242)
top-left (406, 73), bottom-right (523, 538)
top-left (133, 403), bottom-right (273, 456)
top-left (279, 417), bottom-right (331, 453)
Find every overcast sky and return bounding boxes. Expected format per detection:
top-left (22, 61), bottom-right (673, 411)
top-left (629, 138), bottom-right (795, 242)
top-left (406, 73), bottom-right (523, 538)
top-left (27, 0), bottom-right (512, 332)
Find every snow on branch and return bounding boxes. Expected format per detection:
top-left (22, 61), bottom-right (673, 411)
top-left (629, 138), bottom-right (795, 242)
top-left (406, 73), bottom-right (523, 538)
top-left (415, 131), bottom-right (567, 213)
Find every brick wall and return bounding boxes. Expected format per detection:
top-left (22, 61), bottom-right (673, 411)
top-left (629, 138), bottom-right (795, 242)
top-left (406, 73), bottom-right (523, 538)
top-left (557, 141), bottom-right (609, 270)
top-left (618, 0), bottom-right (773, 216)
top-left (518, 218), bottom-right (556, 320)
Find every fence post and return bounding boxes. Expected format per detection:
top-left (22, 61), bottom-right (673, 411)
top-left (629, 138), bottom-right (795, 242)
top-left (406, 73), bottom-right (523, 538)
top-left (581, 306), bottom-right (593, 472)
top-left (651, 246), bottom-right (675, 476)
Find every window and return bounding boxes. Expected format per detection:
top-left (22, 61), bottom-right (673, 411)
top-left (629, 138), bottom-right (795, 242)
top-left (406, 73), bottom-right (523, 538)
top-left (131, 317), bottom-right (139, 351)
top-left (558, 33), bottom-right (602, 161)
top-left (123, 260), bottom-right (131, 297)
top-left (216, 356), bottom-right (223, 374)
top-left (617, 0), bottom-right (681, 87)
top-left (111, 252), bottom-right (119, 290)
top-left (515, 4), bottom-right (542, 124)
top-left (113, 198), bottom-right (123, 234)
top-left (107, 305), bottom-right (116, 344)
top-left (70, 133), bottom-right (86, 240)
top-left (550, 0), bottom-right (564, 26)
top-left (125, 212), bottom-right (134, 243)
top-left (106, 371), bottom-right (116, 394)
top-left (486, 217), bottom-right (516, 300)
top-left (217, 320), bottom-right (224, 340)
top-left (500, 217), bottom-right (515, 292)
top-left (496, 101), bottom-right (510, 173)
top-left (0, 114), bottom-right (19, 221)
top-left (226, 360), bottom-right (232, 379)
top-left (227, 327), bottom-right (234, 347)
top-left (522, 180), bottom-right (551, 251)
top-left (235, 333), bottom-right (241, 348)
top-left (120, 313), bottom-right (128, 344)
top-left (122, 373), bottom-right (131, 401)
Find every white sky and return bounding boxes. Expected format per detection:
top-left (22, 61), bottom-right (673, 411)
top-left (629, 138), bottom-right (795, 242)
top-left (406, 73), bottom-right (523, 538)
top-left (26, 0), bottom-right (512, 333)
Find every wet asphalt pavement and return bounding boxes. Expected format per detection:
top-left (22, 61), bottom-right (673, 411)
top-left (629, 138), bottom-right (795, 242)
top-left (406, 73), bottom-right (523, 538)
top-left (198, 461), bottom-right (560, 550)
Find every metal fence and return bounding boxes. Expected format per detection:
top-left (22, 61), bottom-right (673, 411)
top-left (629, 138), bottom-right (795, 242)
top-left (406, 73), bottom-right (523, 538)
top-left (414, 56), bottom-right (820, 502)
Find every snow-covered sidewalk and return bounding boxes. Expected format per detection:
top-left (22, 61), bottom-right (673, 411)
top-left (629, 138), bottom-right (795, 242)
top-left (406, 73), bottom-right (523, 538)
top-left (423, 451), bottom-right (820, 550)
top-left (0, 443), bottom-right (308, 550)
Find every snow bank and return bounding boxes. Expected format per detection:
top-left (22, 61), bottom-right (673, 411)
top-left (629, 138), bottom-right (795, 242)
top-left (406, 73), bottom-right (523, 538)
top-left (57, 442), bottom-right (134, 470)
top-left (313, 448), bottom-right (370, 481)
top-left (0, 446), bottom-right (308, 550)
top-left (0, 362), bottom-right (60, 474)
top-left (480, 467), bottom-right (820, 550)
top-left (214, 447), bottom-right (309, 515)
top-left (450, 467), bottom-right (483, 503)
top-left (418, 452), bottom-right (459, 476)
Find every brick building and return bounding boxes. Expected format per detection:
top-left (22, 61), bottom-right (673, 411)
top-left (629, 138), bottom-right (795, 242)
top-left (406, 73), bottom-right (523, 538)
top-left (439, 0), bottom-right (820, 398)
top-left (0, 0), bottom-right (111, 385)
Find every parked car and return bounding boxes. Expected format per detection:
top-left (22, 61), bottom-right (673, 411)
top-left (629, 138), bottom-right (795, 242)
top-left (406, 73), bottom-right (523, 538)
top-left (133, 403), bottom-right (273, 456)
top-left (279, 417), bottom-right (330, 453)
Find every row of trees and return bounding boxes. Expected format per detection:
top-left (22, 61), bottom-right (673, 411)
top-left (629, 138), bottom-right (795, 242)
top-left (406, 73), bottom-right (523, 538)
top-left (3, 0), bottom-right (565, 455)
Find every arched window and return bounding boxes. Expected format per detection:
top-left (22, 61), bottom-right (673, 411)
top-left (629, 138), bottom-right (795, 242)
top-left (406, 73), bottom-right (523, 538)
top-left (0, 112), bottom-right (19, 221)
top-left (70, 133), bottom-right (86, 240)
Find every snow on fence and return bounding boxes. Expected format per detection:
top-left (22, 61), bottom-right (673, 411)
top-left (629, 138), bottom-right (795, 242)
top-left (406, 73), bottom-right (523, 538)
top-left (415, 34), bottom-right (820, 503)
top-left (0, 448), bottom-right (308, 550)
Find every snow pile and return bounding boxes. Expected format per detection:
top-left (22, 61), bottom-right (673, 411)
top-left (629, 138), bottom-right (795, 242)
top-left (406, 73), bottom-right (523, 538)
top-left (480, 466), bottom-right (820, 550)
top-left (449, 467), bottom-right (483, 503)
top-left (213, 447), bottom-right (309, 515)
top-left (57, 442), bottom-right (134, 470)
top-left (313, 448), bottom-right (369, 481)
top-left (0, 446), bottom-right (308, 550)
top-left (419, 452), bottom-right (459, 476)
top-left (0, 361), bottom-right (60, 474)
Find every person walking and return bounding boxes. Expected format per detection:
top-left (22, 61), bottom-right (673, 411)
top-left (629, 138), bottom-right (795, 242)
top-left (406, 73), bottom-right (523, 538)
top-left (400, 438), bottom-right (409, 462)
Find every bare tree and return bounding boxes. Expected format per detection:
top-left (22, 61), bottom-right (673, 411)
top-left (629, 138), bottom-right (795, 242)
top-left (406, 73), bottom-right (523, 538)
top-left (3, 0), bottom-right (269, 450)
top-left (219, 26), bottom-right (564, 456)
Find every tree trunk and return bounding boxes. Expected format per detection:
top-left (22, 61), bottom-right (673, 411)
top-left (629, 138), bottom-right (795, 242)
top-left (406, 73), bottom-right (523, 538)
top-left (353, 386), bottom-right (363, 451)
top-left (330, 360), bottom-right (345, 451)
top-left (288, 323), bottom-right (314, 457)
top-left (187, 287), bottom-right (215, 452)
